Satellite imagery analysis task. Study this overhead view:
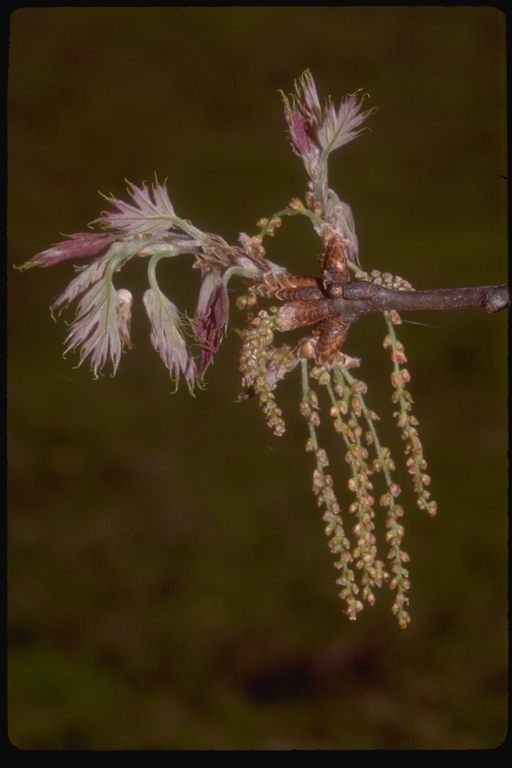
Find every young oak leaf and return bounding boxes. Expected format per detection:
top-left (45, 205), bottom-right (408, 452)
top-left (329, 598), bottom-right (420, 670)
top-left (18, 232), bottom-right (116, 270)
top-left (297, 70), bottom-right (323, 128)
top-left (51, 241), bottom-right (146, 313)
top-left (143, 287), bottom-right (197, 389)
top-left (63, 279), bottom-right (126, 378)
top-left (282, 92), bottom-right (321, 179)
top-left (282, 71), bottom-right (375, 178)
top-left (317, 91), bottom-right (375, 155)
top-left (98, 181), bottom-right (178, 237)
top-left (192, 269), bottom-right (230, 373)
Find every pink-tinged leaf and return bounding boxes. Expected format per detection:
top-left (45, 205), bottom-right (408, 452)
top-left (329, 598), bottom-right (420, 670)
top-left (195, 268), bottom-right (222, 317)
top-left (63, 279), bottom-right (125, 378)
top-left (284, 102), bottom-right (313, 157)
top-left (19, 233), bottom-right (115, 270)
top-left (298, 71), bottom-right (323, 126)
top-left (143, 288), bottom-right (197, 388)
top-left (51, 241), bottom-right (145, 312)
top-left (99, 182), bottom-right (177, 236)
top-left (283, 73), bottom-right (375, 170)
top-left (283, 99), bottom-right (320, 179)
top-left (317, 93), bottom-right (374, 153)
top-left (192, 271), bottom-right (229, 373)
top-left (52, 252), bottom-right (114, 312)
top-left (282, 73), bottom-right (327, 179)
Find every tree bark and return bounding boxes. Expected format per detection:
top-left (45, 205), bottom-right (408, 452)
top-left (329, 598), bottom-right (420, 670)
top-left (332, 282), bottom-right (510, 322)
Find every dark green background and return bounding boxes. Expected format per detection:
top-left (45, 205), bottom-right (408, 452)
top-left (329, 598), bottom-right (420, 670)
top-left (8, 8), bottom-right (507, 749)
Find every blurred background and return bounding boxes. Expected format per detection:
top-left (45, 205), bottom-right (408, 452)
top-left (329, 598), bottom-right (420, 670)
top-left (8, 8), bottom-right (507, 749)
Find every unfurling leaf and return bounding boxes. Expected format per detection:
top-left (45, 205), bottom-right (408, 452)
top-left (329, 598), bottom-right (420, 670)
top-left (282, 97), bottom-right (320, 180)
top-left (63, 279), bottom-right (125, 378)
top-left (192, 270), bottom-right (229, 373)
top-left (99, 181), bottom-right (178, 237)
top-left (143, 287), bottom-right (197, 389)
top-left (51, 241), bottom-right (148, 313)
top-left (297, 71), bottom-right (323, 127)
top-left (317, 92), bottom-right (374, 154)
top-left (18, 233), bottom-right (116, 270)
top-left (282, 71), bottom-right (375, 180)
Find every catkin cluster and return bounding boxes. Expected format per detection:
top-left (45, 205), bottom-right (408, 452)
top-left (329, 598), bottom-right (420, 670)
top-left (238, 310), bottom-right (286, 436)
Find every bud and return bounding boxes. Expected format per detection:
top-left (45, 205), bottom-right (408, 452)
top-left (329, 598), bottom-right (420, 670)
top-left (315, 448), bottom-right (329, 467)
top-left (391, 371), bottom-right (403, 389)
top-left (308, 389), bottom-right (319, 408)
top-left (318, 371), bottom-right (331, 386)
top-left (312, 468), bottom-right (323, 493)
top-left (398, 612), bottom-right (411, 629)
top-left (288, 197), bottom-right (303, 211)
top-left (426, 501), bottom-right (438, 517)
top-left (299, 340), bottom-right (316, 359)
top-left (392, 349), bottom-right (407, 364)
top-left (351, 380), bottom-right (368, 395)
